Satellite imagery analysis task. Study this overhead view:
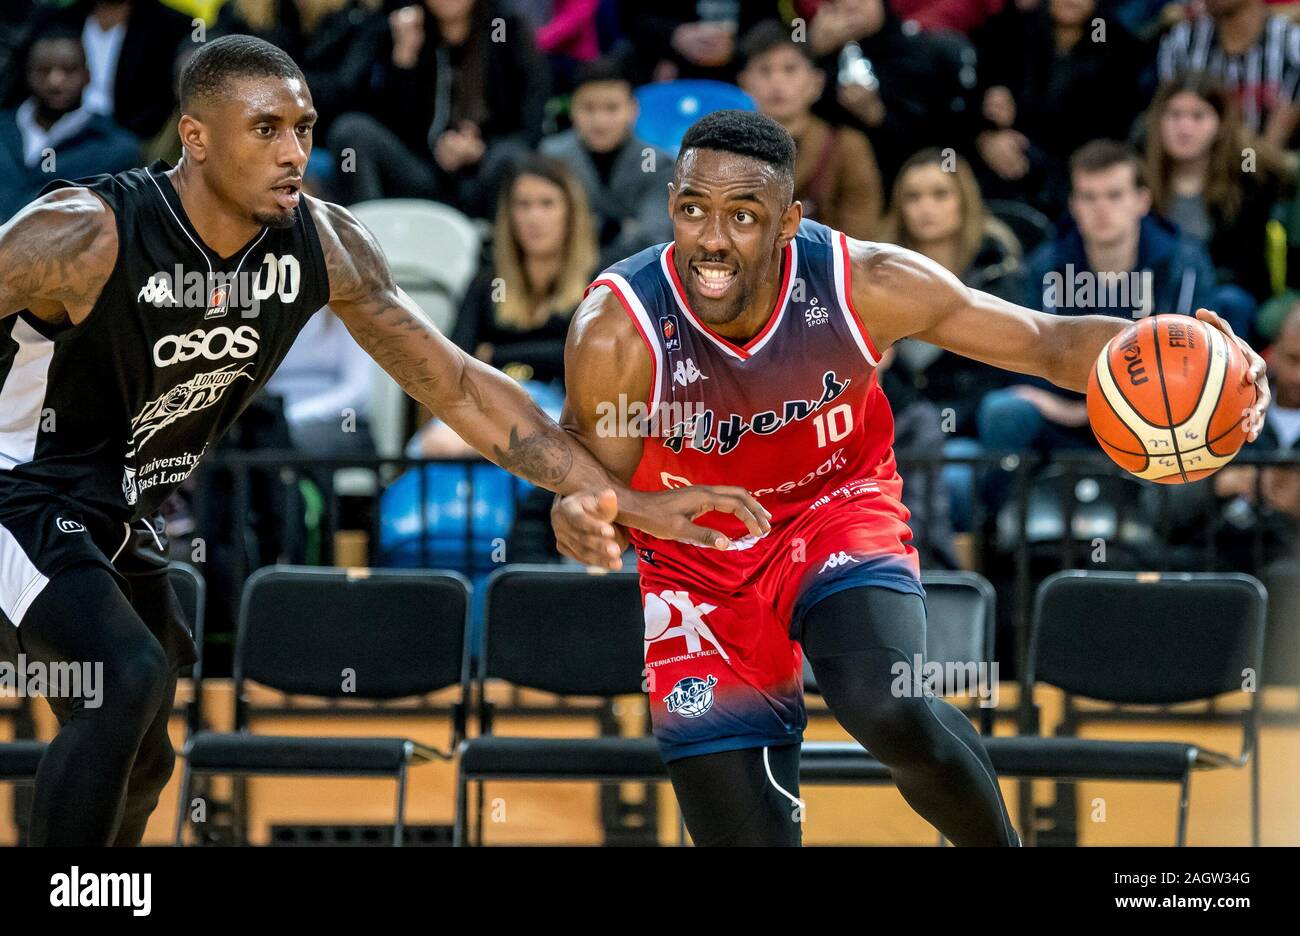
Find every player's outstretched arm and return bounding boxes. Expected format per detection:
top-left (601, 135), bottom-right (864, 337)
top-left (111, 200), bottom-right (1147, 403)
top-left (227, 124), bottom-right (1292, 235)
top-left (551, 285), bottom-right (772, 568)
top-left (312, 198), bottom-right (770, 549)
top-left (0, 188), bottom-right (117, 324)
top-left (846, 240), bottom-right (1271, 440)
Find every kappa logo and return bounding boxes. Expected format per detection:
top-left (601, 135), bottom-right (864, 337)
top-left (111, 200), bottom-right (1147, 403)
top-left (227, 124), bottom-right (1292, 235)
top-left (805, 297), bottom-right (830, 327)
top-left (55, 517), bottom-right (86, 534)
top-left (819, 551), bottom-right (861, 573)
top-left (672, 358), bottom-right (707, 387)
top-left (643, 590), bottom-right (730, 662)
top-left (137, 274), bottom-right (175, 307)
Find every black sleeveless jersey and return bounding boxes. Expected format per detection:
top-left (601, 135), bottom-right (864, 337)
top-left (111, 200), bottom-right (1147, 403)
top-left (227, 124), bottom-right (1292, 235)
top-left (0, 161), bottom-right (330, 522)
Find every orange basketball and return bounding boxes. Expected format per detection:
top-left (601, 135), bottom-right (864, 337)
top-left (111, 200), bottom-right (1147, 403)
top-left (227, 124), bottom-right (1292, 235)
top-left (1086, 314), bottom-right (1256, 484)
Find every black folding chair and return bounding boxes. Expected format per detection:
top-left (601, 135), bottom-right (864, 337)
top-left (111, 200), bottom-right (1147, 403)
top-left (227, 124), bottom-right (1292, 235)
top-left (0, 562), bottom-right (206, 788)
top-left (454, 566), bottom-right (663, 847)
top-left (168, 561), bottom-right (206, 736)
top-left (174, 566), bottom-right (470, 846)
top-left (799, 571), bottom-right (999, 843)
top-left (985, 570), bottom-right (1267, 846)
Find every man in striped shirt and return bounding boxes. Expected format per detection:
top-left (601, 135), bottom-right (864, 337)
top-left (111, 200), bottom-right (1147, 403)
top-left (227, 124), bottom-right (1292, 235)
top-left (1157, 0), bottom-right (1300, 148)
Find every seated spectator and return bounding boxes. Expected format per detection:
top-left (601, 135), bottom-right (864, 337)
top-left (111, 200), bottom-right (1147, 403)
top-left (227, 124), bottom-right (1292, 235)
top-left (443, 155), bottom-right (598, 396)
top-left (616, 0), bottom-right (781, 84)
top-left (971, 0), bottom-right (1146, 219)
top-left (32, 0), bottom-right (191, 141)
top-left (1158, 0), bottom-right (1300, 149)
top-left (0, 27), bottom-right (138, 222)
top-left (210, 0), bottom-right (381, 141)
top-left (1145, 75), bottom-right (1290, 343)
top-left (329, 0), bottom-right (547, 217)
top-left (264, 308), bottom-right (377, 455)
top-left (805, 0), bottom-right (981, 185)
top-left (540, 55), bottom-right (672, 268)
top-left (878, 148), bottom-right (1018, 435)
top-left (737, 18), bottom-right (882, 240)
top-left (979, 140), bottom-right (1217, 505)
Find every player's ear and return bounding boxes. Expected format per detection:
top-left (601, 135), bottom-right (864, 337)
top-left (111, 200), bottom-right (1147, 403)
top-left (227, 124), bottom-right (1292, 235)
top-left (780, 198), bottom-right (803, 244)
top-left (177, 113), bottom-right (207, 163)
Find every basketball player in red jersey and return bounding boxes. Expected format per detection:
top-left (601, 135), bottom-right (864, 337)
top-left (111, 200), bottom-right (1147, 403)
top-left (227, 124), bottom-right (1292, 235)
top-left (553, 111), bottom-right (1270, 846)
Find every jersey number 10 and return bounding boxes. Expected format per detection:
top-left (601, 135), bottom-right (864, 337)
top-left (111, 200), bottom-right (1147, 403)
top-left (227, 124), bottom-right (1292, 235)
top-left (813, 403), bottom-right (854, 447)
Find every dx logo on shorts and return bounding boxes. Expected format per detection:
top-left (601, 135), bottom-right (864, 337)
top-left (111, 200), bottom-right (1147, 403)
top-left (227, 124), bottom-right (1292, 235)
top-left (664, 675), bottom-right (718, 718)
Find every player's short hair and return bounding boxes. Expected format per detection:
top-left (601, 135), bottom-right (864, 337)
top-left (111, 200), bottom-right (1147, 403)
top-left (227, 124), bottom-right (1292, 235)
top-left (676, 110), bottom-right (796, 201)
top-left (179, 35), bottom-right (305, 113)
top-left (1070, 139), bottom-right (1146, 189)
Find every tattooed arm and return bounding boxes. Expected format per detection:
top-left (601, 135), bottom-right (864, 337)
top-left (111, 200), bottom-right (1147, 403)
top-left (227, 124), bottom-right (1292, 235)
top-left (311, 197), bottom-right (770, 554)
top-left (311, 197), bottom-right (589, 488)
top-left (0, 188), bottom-right (118, 325)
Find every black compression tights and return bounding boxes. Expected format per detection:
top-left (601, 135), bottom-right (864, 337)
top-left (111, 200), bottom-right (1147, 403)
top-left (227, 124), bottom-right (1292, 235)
top-left (18, 563), bottom-right (179, 846)
top-left (667, 587), bottom-right (1019, 846)
top-left (803, 587), bottom-right (1018, 846)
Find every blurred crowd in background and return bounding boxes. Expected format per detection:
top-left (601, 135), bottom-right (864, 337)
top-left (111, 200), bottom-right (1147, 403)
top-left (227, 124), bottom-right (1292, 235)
top-left (1, 0), bottom-right (1298, 640)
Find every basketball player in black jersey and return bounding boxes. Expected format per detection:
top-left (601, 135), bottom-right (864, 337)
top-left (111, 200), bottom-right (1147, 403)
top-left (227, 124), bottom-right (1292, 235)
top-left (0, 36), bottom-right (769, 846)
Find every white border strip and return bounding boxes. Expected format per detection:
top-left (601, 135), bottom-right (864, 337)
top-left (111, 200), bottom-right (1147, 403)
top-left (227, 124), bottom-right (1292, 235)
top-left (832, 234), bottom-right (880, 366)
top-left (595, 273), bottom-right (663, 412)
top-left (0, 521), bottom-right (48, 626)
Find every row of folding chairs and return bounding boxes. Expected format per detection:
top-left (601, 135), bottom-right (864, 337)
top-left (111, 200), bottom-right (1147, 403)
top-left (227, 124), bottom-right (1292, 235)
top-left (0, 564), bottom-right (1267, 846)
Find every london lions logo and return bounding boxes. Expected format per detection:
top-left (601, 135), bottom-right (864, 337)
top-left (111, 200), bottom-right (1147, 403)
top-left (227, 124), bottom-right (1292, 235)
top-left (137, 274), bottom-right (176, 307)
top-left (663, 675), bottom-right (718, 718)
top-left (128, 363), bottom-right (254, 454)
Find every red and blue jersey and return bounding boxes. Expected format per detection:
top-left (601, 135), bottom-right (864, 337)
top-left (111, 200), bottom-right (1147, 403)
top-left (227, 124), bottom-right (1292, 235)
top-left (587, 219), bottom-right (923, 761)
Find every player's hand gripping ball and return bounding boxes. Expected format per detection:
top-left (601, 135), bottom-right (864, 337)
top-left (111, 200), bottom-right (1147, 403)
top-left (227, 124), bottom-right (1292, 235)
top-left (1086, 311), bottom-right (1266, 483)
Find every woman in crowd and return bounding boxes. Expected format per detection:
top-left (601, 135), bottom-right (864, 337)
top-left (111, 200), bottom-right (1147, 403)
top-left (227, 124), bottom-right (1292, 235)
top-left (879, 148), bottom-right (1020, 431)
top-left (1144, 75), bottom-right (1291, 344)
top-left (411, 154), bottom-right (597, 458)
top-left (879, 148), bottom-right (1023, 531)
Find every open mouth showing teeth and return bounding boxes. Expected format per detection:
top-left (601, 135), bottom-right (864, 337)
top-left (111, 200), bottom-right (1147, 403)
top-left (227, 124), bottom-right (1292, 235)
top-left (272, 184), bottom-right (301, 207)
top-left (692, 264), bottom-right (736, 298)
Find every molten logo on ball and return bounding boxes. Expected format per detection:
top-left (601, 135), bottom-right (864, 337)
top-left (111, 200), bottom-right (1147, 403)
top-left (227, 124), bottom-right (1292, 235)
top-left (1087, 315), bottom-right (1256, 484)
